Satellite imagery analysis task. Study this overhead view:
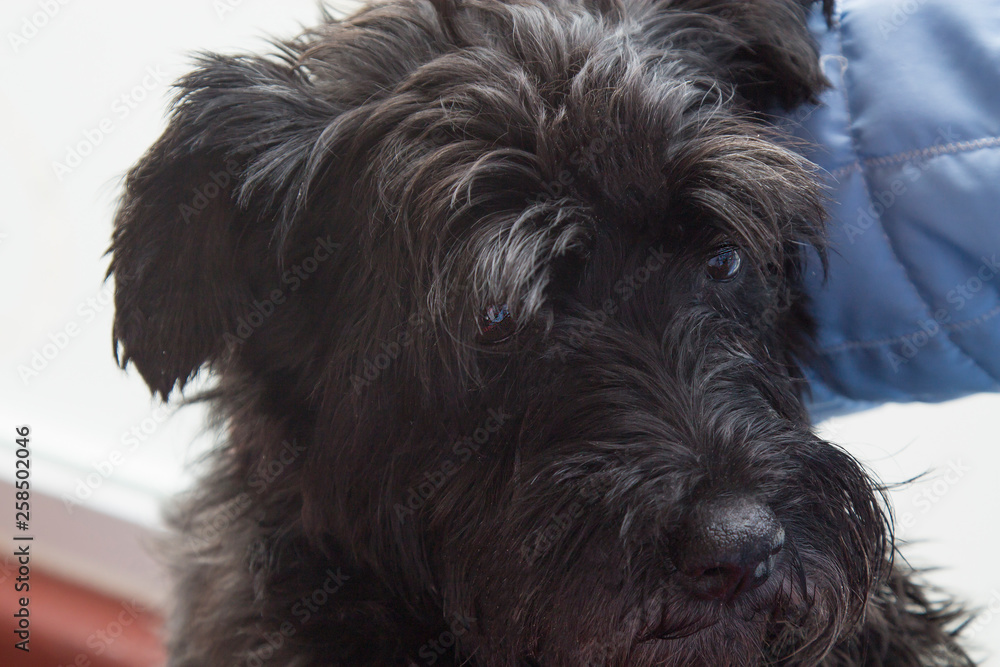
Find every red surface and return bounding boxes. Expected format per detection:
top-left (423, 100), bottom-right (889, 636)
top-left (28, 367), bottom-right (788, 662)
top-left (0, 567), bottom-right (165, 667)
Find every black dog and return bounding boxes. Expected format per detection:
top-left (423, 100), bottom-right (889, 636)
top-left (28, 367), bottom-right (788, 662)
top-left (109, 1), bottom-right (973, 664)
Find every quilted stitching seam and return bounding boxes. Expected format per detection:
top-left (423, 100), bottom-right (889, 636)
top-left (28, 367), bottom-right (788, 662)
top-left (819, 304), bottom-right (1000, 354)
top-left (829, 136), bottom-right (1000, 182)
top-left (819, 8), bottom-right (1000, 387)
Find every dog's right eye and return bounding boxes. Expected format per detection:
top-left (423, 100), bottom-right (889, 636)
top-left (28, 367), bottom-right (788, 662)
top-left (477, 304), bottom-right (516, 344)
top-left (706, 246), bottom-right (742, 282)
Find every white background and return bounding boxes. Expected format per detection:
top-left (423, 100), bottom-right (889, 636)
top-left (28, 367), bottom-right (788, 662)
top-left (0, 0), bottom-right (997, 662)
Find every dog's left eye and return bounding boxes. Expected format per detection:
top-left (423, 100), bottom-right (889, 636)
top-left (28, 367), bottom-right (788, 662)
top-left (477, 304), bottom-right (516, 344)
top-left (706, 247), bottom-right (742, 282)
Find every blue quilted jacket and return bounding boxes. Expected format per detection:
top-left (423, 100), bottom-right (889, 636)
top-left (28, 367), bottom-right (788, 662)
top-left (782, 0), bottom-right (1000, 419)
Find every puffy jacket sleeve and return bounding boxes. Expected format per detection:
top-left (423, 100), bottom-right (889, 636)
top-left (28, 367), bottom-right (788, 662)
top-left (784, 0), bottom-right (1000, 419)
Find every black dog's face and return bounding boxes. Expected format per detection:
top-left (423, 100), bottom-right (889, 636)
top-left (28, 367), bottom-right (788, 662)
top-left (110, 1), bottom-right (889, 665)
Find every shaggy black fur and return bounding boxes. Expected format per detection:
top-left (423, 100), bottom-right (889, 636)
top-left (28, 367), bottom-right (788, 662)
top-left (108, 1), bottom-right (973, 664)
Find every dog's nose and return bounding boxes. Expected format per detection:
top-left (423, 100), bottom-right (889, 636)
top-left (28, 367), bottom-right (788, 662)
top-left (670, 498), bottom-right (784, 602)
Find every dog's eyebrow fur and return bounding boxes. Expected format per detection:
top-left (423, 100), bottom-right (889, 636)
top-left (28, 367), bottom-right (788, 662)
top-left (273, 1), bottom-right (827, 334)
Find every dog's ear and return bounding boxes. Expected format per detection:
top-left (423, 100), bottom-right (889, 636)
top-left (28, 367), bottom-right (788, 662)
top-left (108, 54), bottom-right (338, 398)
top-left (643, 0), bottom-right (830, 110)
